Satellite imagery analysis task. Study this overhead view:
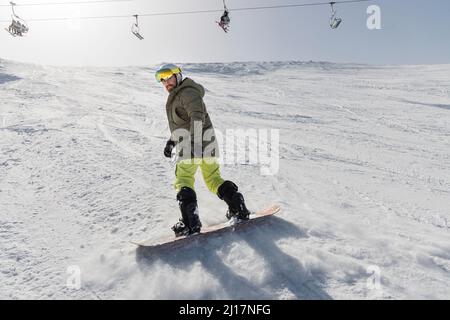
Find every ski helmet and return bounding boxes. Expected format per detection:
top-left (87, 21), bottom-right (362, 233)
top-left (155, 63), bottom-right (183, 84)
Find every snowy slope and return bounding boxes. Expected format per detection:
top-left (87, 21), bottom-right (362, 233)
top-left (0, 58), bottom-right (449, 299)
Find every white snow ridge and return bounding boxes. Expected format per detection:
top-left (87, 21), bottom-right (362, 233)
top-left (0, 58), bottom-right (449, 299)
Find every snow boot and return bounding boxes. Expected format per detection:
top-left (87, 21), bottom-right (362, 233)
top-left (217, 181), bottom-right (251, 220)
top-left (172, 187), bottom-right (202, 236)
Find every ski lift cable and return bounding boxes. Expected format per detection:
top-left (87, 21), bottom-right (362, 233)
top-left (0, 0), bottom-right (376, 23)
top-left (229, 0), bottom-right (373, 12)
top-left (0, 0), bottom-right (133, 6)
top-left (0, 9), bottom-right (224, 22)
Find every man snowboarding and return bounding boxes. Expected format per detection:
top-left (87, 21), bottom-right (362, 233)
top-left (155, 63), bottom-right (251, 237)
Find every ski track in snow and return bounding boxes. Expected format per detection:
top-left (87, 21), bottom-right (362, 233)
top-left (0, 59), bottom-right (449, 299)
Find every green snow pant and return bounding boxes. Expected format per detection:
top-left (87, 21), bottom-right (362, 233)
top-left (174, 157), bottom-right (225, 194)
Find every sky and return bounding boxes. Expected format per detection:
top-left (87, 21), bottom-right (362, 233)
top-left (0, 0), bottom-right (449, 67)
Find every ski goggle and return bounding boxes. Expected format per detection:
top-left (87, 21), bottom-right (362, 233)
top-left (155, 67), bottom-right (181, 83)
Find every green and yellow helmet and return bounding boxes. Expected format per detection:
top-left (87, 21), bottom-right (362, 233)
top-left (155, 63), bottom-right (182, 83)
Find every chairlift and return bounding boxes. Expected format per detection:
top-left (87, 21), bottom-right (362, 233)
top-left (131, 14), bottom-right (144, 40)
top-left (5, 2), bottom-right (29, 37)
top-left (216, 0), bottom-right (230, 33)
top-left (329, 2), bottom-right (342, 29)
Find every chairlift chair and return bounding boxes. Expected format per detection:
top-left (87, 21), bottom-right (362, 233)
top-left (329, 2), bottom-right (342, 29)
top-left (216, 0), bottom-right (230, 33)
top-left (5, 2), bottom-right (29, 37)
top-left (131, 14), bottom-right (144, 40)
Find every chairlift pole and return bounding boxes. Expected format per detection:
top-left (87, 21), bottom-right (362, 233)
top-left (10, 2), bottom-right (17, 18)
top-left (330, 2), bottom-right (336, 13)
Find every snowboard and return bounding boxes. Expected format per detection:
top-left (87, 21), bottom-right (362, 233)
top-left (130, 204), bottom-right (281, 250)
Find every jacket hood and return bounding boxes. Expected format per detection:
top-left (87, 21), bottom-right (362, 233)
top-left (169, 77), bottom-right (205, 99)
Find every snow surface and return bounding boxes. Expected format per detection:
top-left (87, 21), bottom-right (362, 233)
top-left (0, 58), bottom-right (449, 299)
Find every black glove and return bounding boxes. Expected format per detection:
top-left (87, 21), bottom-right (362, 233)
top-left (164, 139), bottom-right (175, 158)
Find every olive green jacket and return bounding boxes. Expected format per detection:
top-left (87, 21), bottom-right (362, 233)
top-left (166, 78), bottom-right (218, 159)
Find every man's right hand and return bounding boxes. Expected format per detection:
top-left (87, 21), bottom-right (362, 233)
top-left (164, 139), bottom-right (176, 158)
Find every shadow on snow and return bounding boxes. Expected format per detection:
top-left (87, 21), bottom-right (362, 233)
top-left (135, 216), bottom-right (332, 299)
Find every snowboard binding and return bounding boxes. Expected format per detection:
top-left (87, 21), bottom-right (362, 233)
top-left (218, 181), bottom-right (251, 221)
top-left (172, 218), bottom-right (201, 237)
top-left (172, 187), bottom-right (202, 237)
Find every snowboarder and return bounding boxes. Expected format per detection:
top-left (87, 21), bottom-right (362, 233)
top-left (155, 63), bottom-right (251, 237)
